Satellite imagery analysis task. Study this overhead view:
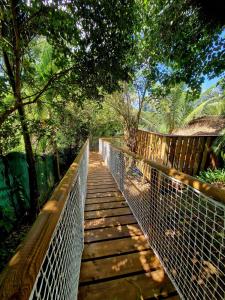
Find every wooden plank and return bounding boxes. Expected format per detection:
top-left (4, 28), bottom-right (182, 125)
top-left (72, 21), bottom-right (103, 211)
top-left (200, 136), bottom-right (211, 170)
top-left (88, 171), bottom-right (109, 174)
top-left (84, 207), bottom-right (132, 219)
top-left (86, 191), bottom-right (122, 199)
top-left (164, 137), bottom-right (170, 165)
top-left (179, 137), bottom-right (188, 172)
top-left (85, 196), bottom-right (124, 204)
top-left (87, 182), bottom-right (116, 188)
top-left (82, 235), bottom-right (150, 260)
top-left (88, 174), bottom-right (112, 178)
top-left (87, 187), bottom-right (118, 193)
top-left (87, 179), bottom-right (115, 185)
top-left (184, 137), bottom-right (194, 174)
top-left (87, 176), bottom-right (113, 180)
top-left (189, 137), bottom-right (199, 175)
top-left (79, 250), bottom-right (162, 283)
top-left (161, 136), bottom-right (166, 164)
top-left (78, 270), bottom-right (177, 300)
top-left (174, 136), bottom-right (182, 170)
top-left (168, 137), bottom-right (176, 168)
top-left (88, 173), bottom-right (112, 176)
top-left (84, 214), bottom-right (137, 230)
top-left (84, 224), bottom-right (143, 243)
top-left (85, 201), bottom-right (128, 211)
top-left (193, 137), bottom-right (202, 175)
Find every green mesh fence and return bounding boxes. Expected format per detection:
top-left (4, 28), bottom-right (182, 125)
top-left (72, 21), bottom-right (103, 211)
top-left (36, 155), bottom-right (56, 206)
top-left (0, 153), bottom-right (57, 237)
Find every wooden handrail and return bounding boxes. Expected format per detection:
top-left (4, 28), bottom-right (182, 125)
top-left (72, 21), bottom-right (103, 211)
top-left (0, 139), bottom-right (89, 300)
top-left (100, 138), bottom-right (225, 206)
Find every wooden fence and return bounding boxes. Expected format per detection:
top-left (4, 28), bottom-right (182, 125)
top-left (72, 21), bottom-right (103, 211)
top-left (136, 130), bottom-right (219, 176)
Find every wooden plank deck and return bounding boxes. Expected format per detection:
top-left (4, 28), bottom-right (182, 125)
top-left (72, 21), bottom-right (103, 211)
top-left (78, 152), bottom-right (180, 300)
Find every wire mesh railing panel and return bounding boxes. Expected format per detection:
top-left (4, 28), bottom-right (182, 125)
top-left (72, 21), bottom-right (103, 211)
top-left (99, 139), bottom-right (225, 300)
top-left (29, 142), bottom-right (89, 300)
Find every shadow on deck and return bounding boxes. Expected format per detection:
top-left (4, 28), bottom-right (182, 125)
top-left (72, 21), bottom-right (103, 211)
top-left (78, 152), bottom-right (180, 300)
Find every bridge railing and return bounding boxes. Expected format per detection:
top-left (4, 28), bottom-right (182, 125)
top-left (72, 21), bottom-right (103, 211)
top-left (0, 140), bottom-right (89, 300)
top-left (99, 138), bottom-right (225, 300)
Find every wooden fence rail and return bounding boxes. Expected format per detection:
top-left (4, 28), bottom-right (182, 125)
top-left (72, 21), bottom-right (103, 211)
top-left (136, 130), bottom-right (219, 176)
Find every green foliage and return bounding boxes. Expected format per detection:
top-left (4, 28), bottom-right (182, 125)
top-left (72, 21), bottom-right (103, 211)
top-left (1, 0), bottom-right (136, 122)
top-left (140, 83), bottom-right (193, 133)
top-left (0, 114), bottom-right (21, 155)
top-left (184, 85), bottom-right (225, 124)
top-left (212, 130), bottom-right (225, 164)
top-left (197, 169), bottom-right (225, 184)
top-left (137, 0), bottom-right (225, 95)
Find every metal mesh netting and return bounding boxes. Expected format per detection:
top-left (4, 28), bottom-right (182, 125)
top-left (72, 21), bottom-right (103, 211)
top-left (99, 139), bottom-right (225, 300)
top-left (29, 142), bottom-right (89, 300)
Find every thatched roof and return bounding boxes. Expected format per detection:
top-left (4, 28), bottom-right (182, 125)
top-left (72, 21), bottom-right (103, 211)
top-left (173, 116), bottom-right (225, 136)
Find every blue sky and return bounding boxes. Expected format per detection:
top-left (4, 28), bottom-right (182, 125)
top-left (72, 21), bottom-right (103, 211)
top-left (201, 76), bottom-right (221, 92)
top-left (201, 29), bottom-right (225, 92)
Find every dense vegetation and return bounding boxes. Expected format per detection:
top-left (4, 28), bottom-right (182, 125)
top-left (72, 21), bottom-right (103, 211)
top-left (0, 0), bottom-right (224, 242)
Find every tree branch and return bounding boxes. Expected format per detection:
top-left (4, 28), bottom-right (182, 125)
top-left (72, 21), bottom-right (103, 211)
top-left (0, 66), bottom-right (75, 127)
top-left (3, 51), bottom-right (16, 93)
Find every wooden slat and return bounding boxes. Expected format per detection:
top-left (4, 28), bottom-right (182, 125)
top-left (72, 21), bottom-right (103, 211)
top-left (87, 180), bottom-right (115, 185)
top-left (184, 137), bottom-right (194, 174)
top-left (85, 201), bottom-right (128, 211)
top-left (87, 182), bottom-right (116, 188)
top-left (84, 207), bottom-right (131, 219)
top-left (87, 179), bottom-right (115, 183)
top-left (84, 215), bottom-right (137, 230)
top-left (200, 136), bottom-right (211, 170)
top-left (193, 137), bottom-right (201, 175)
top-left (87, 177), bottom-right (114, 182)
top-left (85, 196), bottom-right (124, 204)
top-left (87, 187), bottom-right (118, 193)
top-left (79, 250), bottom-right (162, 283)
top-left (88, 172), bottom-right (110, 175)
top-left (86, 191), bottom-right (122, 198)
top-left (82, 235), bottom-right (150, 260)
top-left (78, 270), bottom-right (177, 300)
top-left (174, 136), bottom-right (182, 170)
top-left (189, 137), bottom-right (199, 175)
top-left (84, 224), bottom-right (143, 243)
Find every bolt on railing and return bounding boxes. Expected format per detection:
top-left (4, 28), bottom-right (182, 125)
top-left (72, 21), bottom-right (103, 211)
top-left (0, 140), bottom-right (89, 300)
top-left (99, 138), bottom-right (225, 300)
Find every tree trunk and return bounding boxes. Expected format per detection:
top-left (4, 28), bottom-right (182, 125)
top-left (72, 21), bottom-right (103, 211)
top-left (125, 124), bottom-right (138, 153)
top-left (17, 105), bottom-right (39, 219)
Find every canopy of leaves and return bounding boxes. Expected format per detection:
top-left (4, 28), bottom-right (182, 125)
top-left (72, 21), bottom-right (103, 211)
top-left (138, 0), bottom-right (225, 95)
top-left (0, 0), bottom-right (136, 124)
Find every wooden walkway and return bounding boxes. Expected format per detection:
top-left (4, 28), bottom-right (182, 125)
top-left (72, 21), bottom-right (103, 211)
top-left (78, 152), bottom-right (179, 300)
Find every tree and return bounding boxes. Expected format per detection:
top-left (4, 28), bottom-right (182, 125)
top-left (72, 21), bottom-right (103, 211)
top-left (106, 79), bottom-right (148, 152)
top-left (183, 85), bottom-right (225, 124)
top-left (0, 0), bottom-right (136, 217)
top-left (139, 84), bottom-right (193, 133)
top-left (138, 0), bottom-right (225, 95)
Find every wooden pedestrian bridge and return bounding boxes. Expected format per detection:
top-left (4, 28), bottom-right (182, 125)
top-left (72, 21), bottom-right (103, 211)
top-left (0, 138), bottom-right (225, 300)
